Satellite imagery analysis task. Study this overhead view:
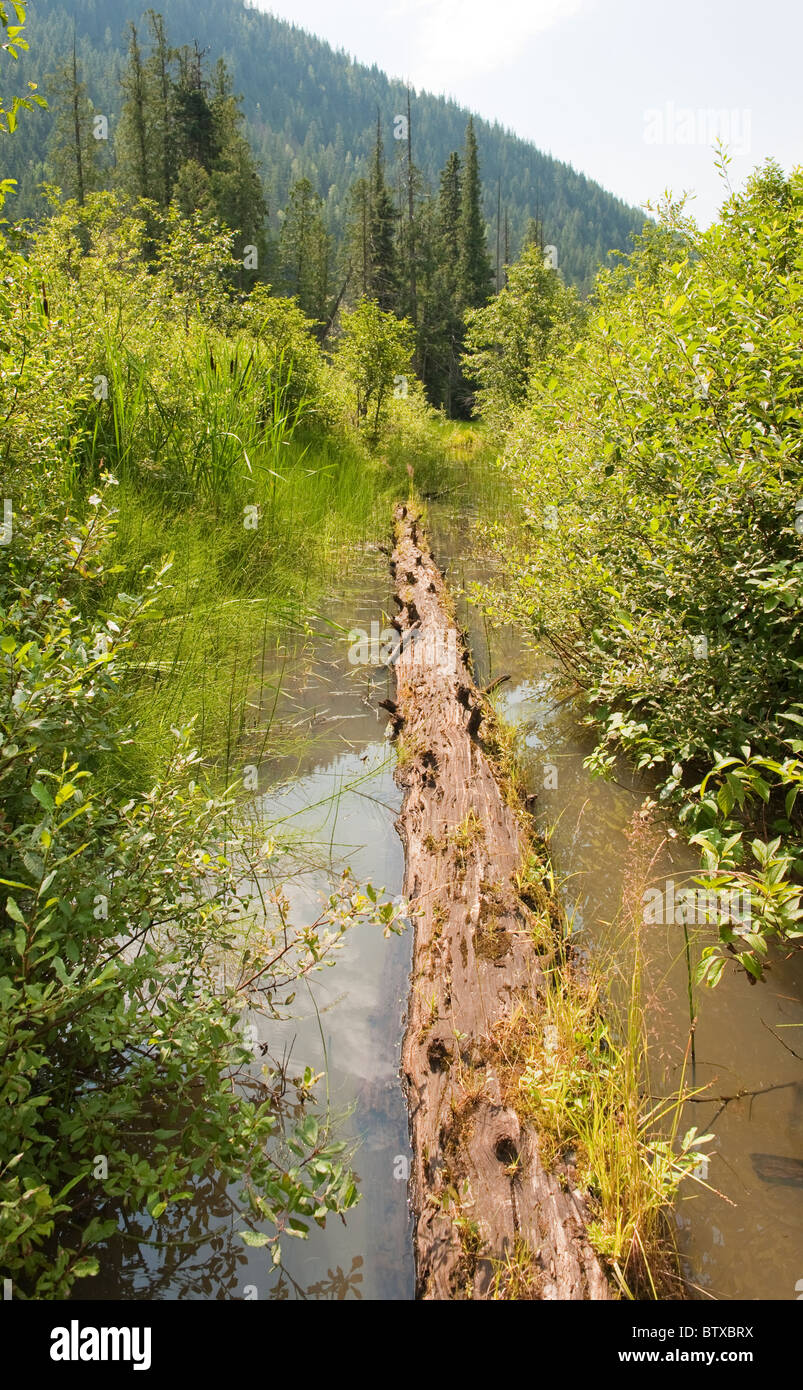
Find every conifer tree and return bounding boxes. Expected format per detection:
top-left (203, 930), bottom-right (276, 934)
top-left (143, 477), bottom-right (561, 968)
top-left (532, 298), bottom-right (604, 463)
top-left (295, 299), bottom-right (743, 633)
top-left (404, 89), bottom-right (417, 327)
top-left (116, 23), bottom-right (152, 200)
top-left (173, 42), bottom-right (218, 174)
top-left (368, 112), bottom-right (397, 311)
top-left (209, 57), bottom-right (269, 275)
top-left (420, 150), bottom-right (465, 411)
top-left (279, 176), bottom-right (330, 323)
top-left (439, 150), bottom-right (462, 262)
top-left (46, 40), bottom-right (98, 205)
top-left (343, 175), bottom-right (369, 298)
top-left (458, 117), bottom-right (493, 309)
top-left (145, 9), bottom-right (175, 208)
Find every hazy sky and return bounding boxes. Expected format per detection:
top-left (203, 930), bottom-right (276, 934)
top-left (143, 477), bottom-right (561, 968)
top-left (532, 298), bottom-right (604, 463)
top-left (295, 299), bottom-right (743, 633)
top-left (254, 0), bottom-right (802, 226)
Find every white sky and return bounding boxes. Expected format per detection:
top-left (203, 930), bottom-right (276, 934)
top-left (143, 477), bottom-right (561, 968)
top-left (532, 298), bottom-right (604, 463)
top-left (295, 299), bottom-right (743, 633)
top-left (253, 0), bottom-right (803, 226)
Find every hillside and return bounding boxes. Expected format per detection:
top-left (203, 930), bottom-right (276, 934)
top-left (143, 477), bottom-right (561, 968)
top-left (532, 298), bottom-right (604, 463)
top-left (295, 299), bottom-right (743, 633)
top-left (4, 0), bottom-right (647, 291)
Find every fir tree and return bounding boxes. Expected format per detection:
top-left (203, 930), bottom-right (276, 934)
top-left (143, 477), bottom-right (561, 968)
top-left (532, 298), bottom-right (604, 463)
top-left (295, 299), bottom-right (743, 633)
top-left (209, 57), bottom-right (269, 277)
top-left (116, 23), bottom-right (152, 201)
top-left (145, 9), bottom-right (175, 209)
top-left (172, 42), bottom-right (218, 175)
top-left (344, 174), bottom-right (372, 301)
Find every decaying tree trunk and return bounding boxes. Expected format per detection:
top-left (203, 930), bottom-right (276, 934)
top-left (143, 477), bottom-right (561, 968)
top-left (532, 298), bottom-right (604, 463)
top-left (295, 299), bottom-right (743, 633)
top-left (390, 502), bottom-right (611, 1301)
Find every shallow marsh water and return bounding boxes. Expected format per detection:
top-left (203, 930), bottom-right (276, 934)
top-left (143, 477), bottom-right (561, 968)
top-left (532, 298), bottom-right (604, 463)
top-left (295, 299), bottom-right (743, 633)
top-left (89, 480), bottom-right (802, 1301)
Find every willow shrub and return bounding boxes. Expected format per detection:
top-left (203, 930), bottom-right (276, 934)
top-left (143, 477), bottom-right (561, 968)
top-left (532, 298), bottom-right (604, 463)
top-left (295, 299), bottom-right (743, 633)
top-left (481, 161), bottom-right (803, 983)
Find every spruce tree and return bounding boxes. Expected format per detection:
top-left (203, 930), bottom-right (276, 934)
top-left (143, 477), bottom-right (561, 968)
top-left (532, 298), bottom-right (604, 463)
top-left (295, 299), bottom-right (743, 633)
top-left (368, 113), bottom-right (397, 311)
top-left (421, 150), bottom-right (465, 411)
top-left (279, 176), bottom-right (330, 323)
top-left (145, 9), bottom-right (176, 209)
top-left (344, 175), bottom-right (372, 301)
top-left (404, 89), bottom-right (417, 327)
top-left (209, 57), bottom-right (269, 277)
top-left (172, 42), bottom-right (218, 176)
top-left (438, 151), bottom-right (462, 262)
top-left (458, 117), bottom-right (493, 309)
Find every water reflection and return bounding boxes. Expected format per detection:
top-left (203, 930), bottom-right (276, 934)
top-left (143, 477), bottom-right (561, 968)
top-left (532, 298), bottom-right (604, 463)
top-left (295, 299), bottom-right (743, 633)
top-left (88, 543), bottom-right (414, 1301)
top-left (88, 494), bottom-right (801, 1302)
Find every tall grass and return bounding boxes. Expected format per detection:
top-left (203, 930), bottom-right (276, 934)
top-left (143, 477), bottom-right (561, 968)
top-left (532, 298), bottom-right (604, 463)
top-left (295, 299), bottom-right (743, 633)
top-left (85, 330), bottom-right (314, 503)
top-left (488, 810), bottom-right (713, 1299)
top-left (63, 297), bottom-right (438, 789)
top-left (97, 424), bottom-right (400, 788)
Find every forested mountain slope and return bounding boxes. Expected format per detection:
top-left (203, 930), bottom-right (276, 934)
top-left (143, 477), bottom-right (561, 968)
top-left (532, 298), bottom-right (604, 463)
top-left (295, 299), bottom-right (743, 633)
top-left (5, 0), bottom-right (646, 291)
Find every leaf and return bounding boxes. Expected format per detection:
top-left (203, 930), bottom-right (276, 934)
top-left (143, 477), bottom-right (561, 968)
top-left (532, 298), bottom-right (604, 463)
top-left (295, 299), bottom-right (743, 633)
top-left (240, 1230), bottom-right (272, 1248)
top-left (31, 780), bottom-right (54, 811)
top-left (739, 952), bottom-right (762, 980)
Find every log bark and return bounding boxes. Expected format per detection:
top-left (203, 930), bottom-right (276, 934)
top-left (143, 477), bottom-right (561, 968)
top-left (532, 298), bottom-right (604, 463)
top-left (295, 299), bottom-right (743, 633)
top-left (391, 502), bottom-right (611, 1301)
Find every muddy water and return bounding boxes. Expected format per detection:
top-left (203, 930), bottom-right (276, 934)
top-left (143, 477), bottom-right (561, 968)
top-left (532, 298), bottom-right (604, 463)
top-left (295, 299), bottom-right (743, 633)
top-left (90, 484), bottom-right (801, 1301)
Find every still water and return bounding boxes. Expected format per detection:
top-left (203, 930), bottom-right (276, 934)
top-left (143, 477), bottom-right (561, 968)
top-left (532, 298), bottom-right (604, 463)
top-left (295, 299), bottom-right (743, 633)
top-left (89, 489), bottom-right (802, 1300)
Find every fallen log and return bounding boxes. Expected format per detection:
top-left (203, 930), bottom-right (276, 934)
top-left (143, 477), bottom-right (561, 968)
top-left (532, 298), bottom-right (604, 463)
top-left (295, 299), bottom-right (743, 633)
top-left (391, 502), bottom-right (611, 1301)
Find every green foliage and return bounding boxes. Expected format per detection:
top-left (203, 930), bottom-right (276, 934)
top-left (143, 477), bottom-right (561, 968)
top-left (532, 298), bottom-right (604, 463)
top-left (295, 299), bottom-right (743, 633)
top-left (0, 487), bottom-right (414, 1296)
top-left (0, 2), bottom-right (45, 208)
top-left (463, 240), bottom-right (585, 431)
top-left (367, 114), bottom-right (397, 312)
top-left (0, 188), bottom-right (421, 783)
top-left (278, 177), bottom-right (330, 324)
top-left (335, 298), bottom-right (415, 440)
top-left (4, 3), bottom-right (645, 291)
top-left (45, 42), bottom-right (104, 204)
top-left (481, 161), bottom-right (803, 983)
top-left (0, 169), bottom-right (420, 1294)
top-left (458, 117), bottom-right (493, 311)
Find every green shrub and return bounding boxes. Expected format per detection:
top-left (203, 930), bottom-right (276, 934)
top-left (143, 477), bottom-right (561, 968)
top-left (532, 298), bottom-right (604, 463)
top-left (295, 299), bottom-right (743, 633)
top-left (479, 160), bottom-right (803, 982)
